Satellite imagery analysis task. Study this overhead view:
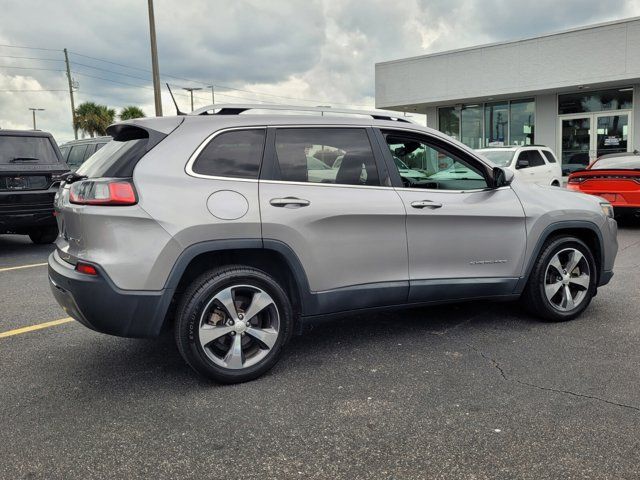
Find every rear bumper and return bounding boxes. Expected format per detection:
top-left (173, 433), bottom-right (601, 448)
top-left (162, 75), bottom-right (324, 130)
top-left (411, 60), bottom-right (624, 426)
top-left (0, 190), bottom-right (57, 232)
top-left (47, 250), bottom-right (173, 338)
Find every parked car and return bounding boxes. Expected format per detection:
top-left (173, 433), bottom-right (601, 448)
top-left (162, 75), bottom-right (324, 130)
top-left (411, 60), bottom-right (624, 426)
top-left (0, 130), bottom-right (69, 244)
top-left (567, 150), bottom-right (640, 219)
top-left (477, 145), bottom-right (563, 186)
top-left (49, 105), bottom-right (618, 383)
top-left (59, 136), bottom-right (110, 172)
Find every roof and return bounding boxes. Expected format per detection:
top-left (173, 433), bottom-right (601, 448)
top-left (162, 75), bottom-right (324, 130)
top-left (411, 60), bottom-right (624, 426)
top-left (60, 136), bottom-right (111, 146)
top-left (0, 129), bottom-right (53, 138)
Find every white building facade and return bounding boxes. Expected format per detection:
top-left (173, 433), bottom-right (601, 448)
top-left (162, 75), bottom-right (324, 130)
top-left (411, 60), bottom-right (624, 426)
top-left (375, 17), bottom-right (640, 174)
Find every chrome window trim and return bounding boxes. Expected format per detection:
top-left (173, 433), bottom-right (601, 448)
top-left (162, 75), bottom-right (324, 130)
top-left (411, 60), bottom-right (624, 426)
top-left (186, 124), bottom-right (396, 188)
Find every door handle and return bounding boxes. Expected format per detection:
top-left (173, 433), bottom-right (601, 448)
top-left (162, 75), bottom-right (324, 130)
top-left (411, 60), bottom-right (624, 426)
top-left (269, 197), bottom-right (310, 208)
top-left (410, 200), bottom-right (442, 209)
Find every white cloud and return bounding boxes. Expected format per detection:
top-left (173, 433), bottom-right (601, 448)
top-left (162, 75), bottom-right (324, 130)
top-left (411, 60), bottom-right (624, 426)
top-left (0, 0), bottom-right (638, 141)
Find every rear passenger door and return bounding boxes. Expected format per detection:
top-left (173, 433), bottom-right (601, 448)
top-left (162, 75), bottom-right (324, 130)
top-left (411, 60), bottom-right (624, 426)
top-left (259, 127), bottom-right (408, 313)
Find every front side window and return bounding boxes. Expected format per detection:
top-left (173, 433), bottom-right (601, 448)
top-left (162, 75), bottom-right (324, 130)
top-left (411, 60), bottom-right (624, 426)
top-left (192, 129), bottom-right (265, 179)
top-left (517, 150), bottom-right (545, 168)
top-left (274, 128), bottom-right (380, 186)
top-left (384, 132), bottom-right (488, 190)
top-left (478, 150), bottom-right (515, 167)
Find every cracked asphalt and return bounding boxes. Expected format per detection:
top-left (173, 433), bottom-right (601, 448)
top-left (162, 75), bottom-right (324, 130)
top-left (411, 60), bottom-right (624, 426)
top-left (1, 225), bottom-right (639, 480)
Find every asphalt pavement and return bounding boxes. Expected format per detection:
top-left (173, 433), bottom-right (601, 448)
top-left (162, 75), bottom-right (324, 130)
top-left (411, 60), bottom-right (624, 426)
top-left (1, 226), bottom-right (639, 480)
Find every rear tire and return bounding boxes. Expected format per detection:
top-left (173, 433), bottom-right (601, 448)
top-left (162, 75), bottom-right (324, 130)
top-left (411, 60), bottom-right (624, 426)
top-left (174, 265), bottom-right (293, 384)
top-left (28, 226), bottom-right (58, 244)
top-left (522, 236), bottom-right (597, 322)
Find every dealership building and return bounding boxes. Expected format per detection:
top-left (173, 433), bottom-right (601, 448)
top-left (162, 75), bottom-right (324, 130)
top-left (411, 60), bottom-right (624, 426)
top-left (375, 17), bottom-right (640, 173)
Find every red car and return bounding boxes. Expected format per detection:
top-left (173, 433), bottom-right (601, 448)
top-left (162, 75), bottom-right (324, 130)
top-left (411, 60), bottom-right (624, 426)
top-left (567, 151), bottom-right (640, 219)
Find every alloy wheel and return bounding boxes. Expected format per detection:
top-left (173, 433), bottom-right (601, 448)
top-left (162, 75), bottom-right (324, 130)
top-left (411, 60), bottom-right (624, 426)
top-left (198, 284), bottom-right (280, 369)
top-left (543, 248), bottom-right (591, 312)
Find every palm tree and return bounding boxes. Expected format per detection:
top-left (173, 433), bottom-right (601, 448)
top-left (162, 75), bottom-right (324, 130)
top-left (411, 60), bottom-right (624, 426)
top-left (74, 102), bottom-right (116, 137)
top-left (120, 106), bottom-right (145, 121)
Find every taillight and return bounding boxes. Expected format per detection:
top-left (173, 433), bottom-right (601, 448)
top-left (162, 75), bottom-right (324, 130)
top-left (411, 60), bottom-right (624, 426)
top-left (69, 179), bottom-right (137, 206)
top-left (75, 262), bottom-right (98, 276)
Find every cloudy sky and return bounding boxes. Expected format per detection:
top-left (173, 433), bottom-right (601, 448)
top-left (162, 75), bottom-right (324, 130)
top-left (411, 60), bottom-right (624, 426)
top-left (1, 0), bottom-right (639, 142)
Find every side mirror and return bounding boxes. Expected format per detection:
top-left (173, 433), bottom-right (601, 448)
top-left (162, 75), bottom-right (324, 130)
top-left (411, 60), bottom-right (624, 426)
top-left (516, 158), bottom-right (529, 169)
top-left (491, 167), bottom-right (513, 188)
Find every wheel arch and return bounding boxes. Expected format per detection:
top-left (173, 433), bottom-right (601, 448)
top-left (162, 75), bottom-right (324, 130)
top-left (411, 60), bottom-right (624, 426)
top-left (515, 221), bottom-right (604, 294)
top-left (159, 239), bottom-right (312, 332)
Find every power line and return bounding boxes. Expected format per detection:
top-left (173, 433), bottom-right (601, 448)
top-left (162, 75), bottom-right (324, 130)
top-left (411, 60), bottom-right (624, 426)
top-left (0, 88), bottom-right (66, 92)
top-left (0, 65), bottom-right (65, 72)
top-left (0, 55), bottom-right (63, 62)
top-left (0, 44), bottom-right (61, 52)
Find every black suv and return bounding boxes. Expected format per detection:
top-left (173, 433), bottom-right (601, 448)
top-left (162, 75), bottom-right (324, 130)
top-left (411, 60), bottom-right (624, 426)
top-left (0, 130), bottom-right (69, 244)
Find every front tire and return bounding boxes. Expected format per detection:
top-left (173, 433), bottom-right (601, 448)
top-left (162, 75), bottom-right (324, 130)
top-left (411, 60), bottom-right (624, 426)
top-left (522, 236), bottom-right (597, 322)
top-left (174, 265), bottom-right (293, 383)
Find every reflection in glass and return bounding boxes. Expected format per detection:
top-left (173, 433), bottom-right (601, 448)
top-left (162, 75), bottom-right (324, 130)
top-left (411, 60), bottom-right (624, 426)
top-left (561, 118), bottom-right (591, 174)
top-left (596, 115), bottom-right (628, 158)
top-left (438, 107), bottom-right (460, 141)
top-left (510, 99), bottom-right (535, 146)
top-left (485, 102), bottom-right (509, 146)
top-left (558, 88), bottom-right (633, 114)
top-left (460, 105), bottom-right (482, 149)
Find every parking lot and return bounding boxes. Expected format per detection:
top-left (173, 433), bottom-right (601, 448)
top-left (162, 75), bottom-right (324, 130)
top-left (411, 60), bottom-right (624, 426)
top-left (0, 226), bottom-right (638, 479)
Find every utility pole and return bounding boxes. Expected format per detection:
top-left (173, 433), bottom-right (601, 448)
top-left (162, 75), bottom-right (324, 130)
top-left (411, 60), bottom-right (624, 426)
top-left (207, 85), bottom-right (215, 105)
top-left (147, 0), bottom-right (163, 116)
top-left (63, 48), bottom-right (77, 139)
top-left (183, 87), bottom-right (202, 111)
top-left (29, 108), bottom-right (45, 130)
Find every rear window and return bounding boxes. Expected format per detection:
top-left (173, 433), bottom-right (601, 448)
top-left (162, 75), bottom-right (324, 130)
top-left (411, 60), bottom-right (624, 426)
top-left (0, 136), bottom-right (59, 165)
top-left (591, 156), bottom-right (640, 170)
top-left (67, 144), bottom-right (88, 168)
top-left (477, 150), bottom-right (514, 167)
top-left (192, 129), bottom-right (266, 178)
top-left (76, 131), bottom-right (150, 178)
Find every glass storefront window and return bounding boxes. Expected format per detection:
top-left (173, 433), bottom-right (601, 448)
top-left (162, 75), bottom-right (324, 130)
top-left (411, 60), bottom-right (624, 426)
top-left (510, 99), bottom-right (535, 146)
top-left (558, 88), bottom-right (633, 114)
top-left (460, 105), bottom-right (482, 149)
top-left (438, 107), bottom-right (460, 141)
top-left (484, 102), bottom-right (509, 146)
top-left (438, 99), bottom-right (536, 147)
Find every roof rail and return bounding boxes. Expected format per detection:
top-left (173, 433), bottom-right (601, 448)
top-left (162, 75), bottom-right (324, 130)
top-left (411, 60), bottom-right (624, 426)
top-left (190, 104), bottom-right (415, 123)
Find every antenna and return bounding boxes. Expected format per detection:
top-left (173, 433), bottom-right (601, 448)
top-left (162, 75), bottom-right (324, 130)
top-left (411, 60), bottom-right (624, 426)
top-left (166, 83), bottom-right (186, 116)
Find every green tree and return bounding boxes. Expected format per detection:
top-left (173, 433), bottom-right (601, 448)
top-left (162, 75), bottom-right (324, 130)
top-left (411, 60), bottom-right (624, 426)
top-left (120, 105), bottom-right (146, 121)
top-left (74, 102), bottom-right (116, 137)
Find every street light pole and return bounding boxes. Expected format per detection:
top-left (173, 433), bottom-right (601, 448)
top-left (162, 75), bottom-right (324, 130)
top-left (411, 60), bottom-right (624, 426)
top-left (147, 0), bottom-right (163, 116)
top-left (182, 87), bottom-right (202, 112)
top-left (207, 85), bottom-right (215, 105)
top-left (28, 108), bottom-right (45, 130)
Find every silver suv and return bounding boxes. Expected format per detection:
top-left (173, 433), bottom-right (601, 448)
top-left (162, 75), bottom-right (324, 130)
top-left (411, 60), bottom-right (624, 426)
top-left (48, 105), bottom-right (618, 383)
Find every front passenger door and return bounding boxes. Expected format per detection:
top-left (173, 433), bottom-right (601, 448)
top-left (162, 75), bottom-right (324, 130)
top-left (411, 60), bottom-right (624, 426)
top-left (378, 130), bottom-right (527, 303)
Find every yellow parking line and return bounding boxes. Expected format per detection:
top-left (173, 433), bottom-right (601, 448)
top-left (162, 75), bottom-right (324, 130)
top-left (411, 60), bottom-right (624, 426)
top-left (0, 317), bottom-right (73, 338)
top-left (0, 262), bottom-right (48, 273)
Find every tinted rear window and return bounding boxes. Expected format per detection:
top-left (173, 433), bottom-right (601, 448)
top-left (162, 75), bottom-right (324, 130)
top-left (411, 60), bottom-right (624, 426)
top-left (592, 156), bottom-right (640, 170)
top-left (0, 136), bottom-right (59, 165)
top-left (76, 136), bottom-right (148, 178)
top-left (192, 129), bottom-right (265, 178)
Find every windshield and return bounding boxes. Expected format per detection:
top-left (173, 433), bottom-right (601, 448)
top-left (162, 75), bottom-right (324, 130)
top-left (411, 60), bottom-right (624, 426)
top-left (0, 136), bottom-right (60, 165)
top-left (307, 156), bottom-right (331, 170)
top-left (591, 156), bottom-right (640, 170)
top-left (477, 150), bottom-right (515, 167)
